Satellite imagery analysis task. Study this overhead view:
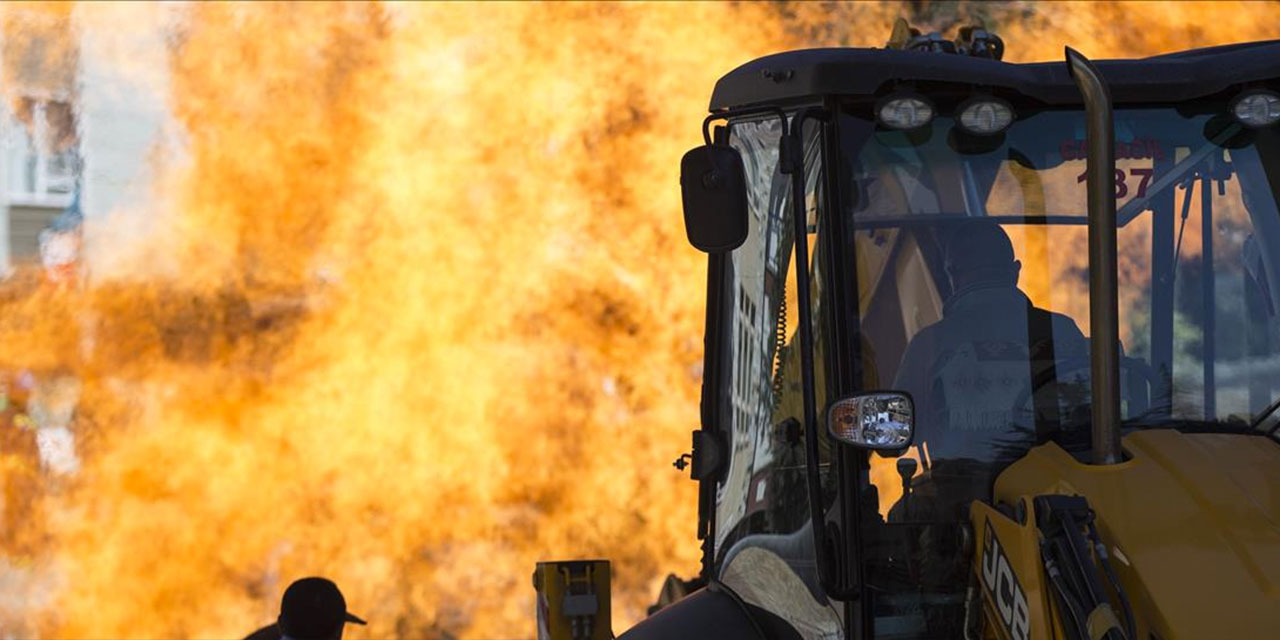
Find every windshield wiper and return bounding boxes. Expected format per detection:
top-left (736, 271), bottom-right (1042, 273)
top-left (1124, 414), bottom-right (1277, 441)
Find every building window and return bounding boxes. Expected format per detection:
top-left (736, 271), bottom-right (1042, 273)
top-left (5, 96), bottom-right (77, 207)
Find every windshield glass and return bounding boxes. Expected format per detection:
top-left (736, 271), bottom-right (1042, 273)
top-left (842, 104), bottom-right (1280, 467)
top-left (837, 102), bottom-right (1280, 638)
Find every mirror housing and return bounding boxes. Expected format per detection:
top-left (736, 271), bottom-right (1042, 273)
top-left (680, 145), bottom-right (748, 253)
top-left (827, 392), bottom-right (914, 451)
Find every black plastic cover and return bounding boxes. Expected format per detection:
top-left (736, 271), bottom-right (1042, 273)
top-left (709, 39), bottom-right (1280, 110)
top-left (680, 145), bottom-right (749, 253)
top-left (616, 582), bottom-right (802, 640)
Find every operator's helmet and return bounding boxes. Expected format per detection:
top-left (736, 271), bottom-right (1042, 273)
top-left (943, 219), bottom-right (1018, 284)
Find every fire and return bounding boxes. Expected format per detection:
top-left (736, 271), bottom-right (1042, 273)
top-left (0, 2), bottom-right (1278, 639)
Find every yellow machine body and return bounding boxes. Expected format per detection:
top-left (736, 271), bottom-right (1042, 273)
top-left (972, 430), bottom-right (1280, 639)
top-left (533, 560), bottom-right (612, 640)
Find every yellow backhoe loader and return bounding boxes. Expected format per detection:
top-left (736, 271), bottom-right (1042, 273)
top-left (536, 22), bottom-right (1280, 639)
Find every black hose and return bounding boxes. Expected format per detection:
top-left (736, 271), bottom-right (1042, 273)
top-left (1090, 523), bottom-right (1136, 640)
top-left (1043, 553), bottom-right (1090, 640)
top-left (1173, 177), bottom-right (1195, 271)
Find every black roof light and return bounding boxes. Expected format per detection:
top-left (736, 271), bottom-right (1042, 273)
top-left (876, 93), bottom-right (934, 131)
top-left (1231, 89), bottom-right (1280, 128)
top-left (957, 96), bottom-right (1015, 135)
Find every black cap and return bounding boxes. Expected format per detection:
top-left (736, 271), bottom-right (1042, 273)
top-left (944, 219), bottom-right (1016, 273)
top-left (278, 577), bottom-right (367, 640)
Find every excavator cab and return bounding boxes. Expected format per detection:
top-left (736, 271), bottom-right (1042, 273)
top-left (538, 26), bottom-right (1280, 640)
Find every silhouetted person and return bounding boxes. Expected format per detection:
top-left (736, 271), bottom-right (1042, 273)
top-left (244, 577), bottom-right (367, 640)
top-left (893, 220), bottom-right (1087, 465)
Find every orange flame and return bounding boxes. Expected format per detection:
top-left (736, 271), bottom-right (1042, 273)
top-left (1, 3), bottom-right (1279, 638)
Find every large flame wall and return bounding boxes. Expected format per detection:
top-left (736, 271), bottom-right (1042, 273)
top-left (1, 2), bottom-right (1279, 638)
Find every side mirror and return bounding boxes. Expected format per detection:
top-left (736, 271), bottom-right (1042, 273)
top-left (680, 145), bottom-right (748, 253)
top-left (827, 392), bottom-right (914, 451)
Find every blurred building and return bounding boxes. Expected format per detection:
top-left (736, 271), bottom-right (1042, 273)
top-left (0, 5), bottom-right (170, 273)
top-left (0, 7), bottom-right (171, 484)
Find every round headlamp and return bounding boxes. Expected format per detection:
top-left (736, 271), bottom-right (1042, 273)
top-left (957, 97), bottom-right (1015, 135)
top-left (1232, 90), bottom-right (1280, 128)
top-left (877, 95), bottom-right (934, 131)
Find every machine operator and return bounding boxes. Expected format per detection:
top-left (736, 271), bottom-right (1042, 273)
top-left (892, 220), bottom-right (1089, 469)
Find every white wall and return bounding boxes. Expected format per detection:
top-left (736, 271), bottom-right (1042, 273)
top-left (72, 4), bottom-right (177, 271)
top-left (0, 132), bottom-right (9, 272)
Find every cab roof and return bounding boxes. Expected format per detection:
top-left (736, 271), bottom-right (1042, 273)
top-left (709, 39), bottom-right (1280, 111)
